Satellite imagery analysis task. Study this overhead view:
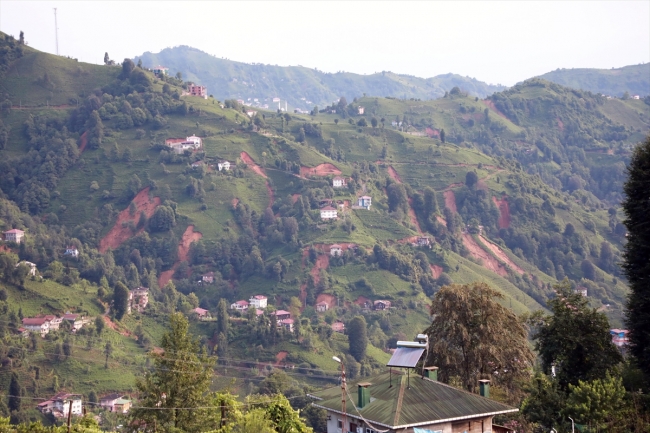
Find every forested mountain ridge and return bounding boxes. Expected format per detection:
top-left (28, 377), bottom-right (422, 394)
top-left (538, 63), bottom-right (650, 98)
top-left (133, 46), bottom-right (507, 111)
top-left (0, 32), bottom-right (643, 424)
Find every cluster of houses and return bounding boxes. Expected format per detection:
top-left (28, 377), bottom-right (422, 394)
top-left (37, 392), bottom-right (131, 418)
top-left (165, 135), bottom-right (203, 154)
top-left (20, 313), bottom-right (88, 337)
top-left (229, 295), bottom-right (295, 332)
top-left (151, 66), bottom-right (207, 98)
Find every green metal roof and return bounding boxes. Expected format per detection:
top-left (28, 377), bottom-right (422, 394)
top-left (310, 371), bottom-right (517, 428)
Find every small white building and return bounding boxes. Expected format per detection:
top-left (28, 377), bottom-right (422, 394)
top-left (3, 229), bottom-right (25, 243)
top-left (43, 315), bottom-right (62, 330)
top-left (332, 176), bottom-right (346, 188)
top-left (218, 161), bottom-right (231, 171)
top-left (357, 196), bottom-right (372, 209)
top-left (153, 66), bottom-right (168, 76)
top-left (249, 295), bottom-right (268, 309)
top-left (230, 300), bottom-right (249, 311)
top-left (64, 246), bottom-right (79, 258)
top-left (128, 287), bottom-right (149, 313)
top-left (316, 302), bottom-right (329, 312)
top-left (246, 110), bottom-right (257, 118)
top-left (358, 106), bottom-right (365, 115)
top-left (330, 244), bottom-right (343, 257)
top-left (320, 206), bottom-right (338, 220)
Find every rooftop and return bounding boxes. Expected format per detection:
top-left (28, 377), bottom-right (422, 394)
top-left (310, 371), bottom-right (516, 429)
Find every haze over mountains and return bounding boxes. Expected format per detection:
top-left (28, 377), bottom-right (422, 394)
top-left (135, 46), bottom-right (649, 111)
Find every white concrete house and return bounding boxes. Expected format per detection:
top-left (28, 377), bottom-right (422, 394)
top-left (218, 161), bottom-right (231, 171)
top-left (330, 244), bottom-right (343, 257)
top-left (320, 206), bottom-right (338, 220)
top-left (332, 176), bottom-right (346, 188)
top-left (249, 295), bottom-right (268, 309)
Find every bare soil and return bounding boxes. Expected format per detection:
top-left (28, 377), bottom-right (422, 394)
top-left (492, 196), bottom-right (511, 229)
top-left (430, 264), bottom-right (443, 279)
top-left (316, 293), bottom-right (337, 309)
top-left (99, 188), bottom-right (161, 253)
top-left (266, 182), bottom-right (275, 208)
top-left (479, 235), bottom-right (525, 275)
top-left (354, 296), bottom-right (371, 307)
top-left (407, 198), bottom-right (423, 233)
top-left (291, 194), bottom-right (301, 204)
top-left (158, 269), bottom-right (175, 288)
top-left (178, 225), bottom-right (202, 263)
top-left (443, 190), bottom-right (457, 213)
top-left (461, 233), bottom-right (508, 277)
top-left (482, 99), bottom-right (509, 121)
top-left (299, 163), bottom-right (341, 177)
top-left (275, 351), bottom-right (288, 366)
top-left (78, 131), bottom-right (88, 153)
top-left (240, 151), bottom-right (267, 178)
top-left (231, 198), bottom-right (239, 209)
top-left (387, 166), bottom-right (403, 183)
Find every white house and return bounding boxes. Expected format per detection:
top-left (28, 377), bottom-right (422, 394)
top-left (165, 136), bottom-right (203, 154)
top-left (22, 318), bottom-right (50, 336)
top-left (320, 206), bottom-right (338, 220)
top-left (218, 161), bottom-right (231, 171)
top-left (153, 66), bottom-right (168, 76)
top-left (230, 300), bottom-right (249, 311)
top-left (54, 393), bottom-right (83, 417)
top-left (316, 302), bottom-right (329, 312)
top-left (357, 196), bottom-right (372, 209)
top-left (62, 313), bottom-right (84, 331)
top-left (278, 318), bottom-right (294, 333)
top-left (357, 106), bottom-right (365, 115)
top-left (332, 176), bottom-right (346, 188)
top-left (64, 246), bottom-right (79, 258)
top-left (4, 229), bottom-right (25, 243)
top-left (249, 295), bottom-right (268, 309)
top-left (128, 287), bottom-right (149, 313)
top-left (246, 110), bottom-right (257, 117)
top-left (330, 244), bottom-right (343, 257)
top-left (43, 315), bottom-right (62, 330)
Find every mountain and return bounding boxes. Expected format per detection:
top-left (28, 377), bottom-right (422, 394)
top-left (0, 32), bottom-right (645, 417)
top-left (134, 46), bottom-right (506, 111)
top-left (538, 64), bottom-right (650, 97)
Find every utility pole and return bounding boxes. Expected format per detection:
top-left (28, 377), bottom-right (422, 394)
top-left (53, 8), bottom-right (59, 55)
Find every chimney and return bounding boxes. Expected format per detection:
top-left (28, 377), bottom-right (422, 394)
top-left (357, 382), bottom-right (371, 409)
top-left (424, 366), bottom-right (438, 381)
top-left (479, 379), bottom-right (490, 398)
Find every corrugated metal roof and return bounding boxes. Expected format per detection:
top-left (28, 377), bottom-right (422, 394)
top-left (387, 347), bottom-right (425, 368)
top-left (311, 371), bottom-right (517, 428)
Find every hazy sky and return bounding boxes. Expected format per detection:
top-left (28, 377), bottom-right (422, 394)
top-left (1, 1), bottom-right (648, 86)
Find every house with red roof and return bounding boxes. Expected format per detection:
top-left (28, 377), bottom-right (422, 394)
top-left (230, 300), bottom-right (249, 311)
top-left (249, 295), bottom-right (268, 309)
top-left (22, 317), bottom-right (50, 336)
top-left (3, 228), bottom-right (25, 243)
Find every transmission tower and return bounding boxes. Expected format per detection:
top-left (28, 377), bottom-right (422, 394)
top-left (53, 8), bottom-right (59, 55)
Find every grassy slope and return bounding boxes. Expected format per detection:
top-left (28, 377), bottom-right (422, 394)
top-left (537, 64), bottom-right (650, 97)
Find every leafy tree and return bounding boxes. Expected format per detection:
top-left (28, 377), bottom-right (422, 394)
top-left (104, 341), bottom-right (113, 368)
top-left (371, 117), bottom-right (378, 128)
top-left (8, 373), bottom-right (21, 412)
top-left (423, 186), bottom-right (439, 216)
top-left (465, 171), bottom-right (478, 188)
top-left (104, 52), bottom-right (110, 65)
top-left (347, 316), bottom-right (368, 362)
top-left (149, 205), bottom-right (176, 232)
top-left (440, 128), bottom-right (446, 143)
top-left (121, 58), bottom-right (135, 79)
top-left (356, 118), bottom-right (367, 127)
top-left (521, 372), bottom-right (566, 430)
top-left (386, 183), bottom-right (408, 213)
top-left (533, 280), bottom-right (622, 391)
top-left (18, 31), bottom-right (24, 45)
top-left (113, 282), bottom-right (130, 320)
top-left (563, 373), bottom-right (626, 430)
top-left (95, 316), bottom-right (105, 335)
top-left (216, 298), bottom-right (229, 337)
top-left (128, 313), bottom-right (215, 433)
top-left (622, 135), bottom-right (650, 384)
top-left (424, 282), bottom-right (534, 393)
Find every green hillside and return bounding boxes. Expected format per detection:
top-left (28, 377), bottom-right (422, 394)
top-left (538, 63), bottom-right (650, 98)
top-left (0, 32), bottom-right (642, 418)
top-left (133, 46), bottom-right (506, 111)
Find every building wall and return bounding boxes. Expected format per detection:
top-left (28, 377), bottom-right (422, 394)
top-left (323, 411), bottom-right (493, 433)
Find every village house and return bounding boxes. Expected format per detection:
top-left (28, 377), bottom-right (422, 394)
top-left (3, 228), bottom-right (25, 243)
top-left (165, 135), bottom-right (203, 154)
top-left (316, 302), bottom-right (329, 312)
top-left (278, 318), bottom-right (294, 332)
top-left (230, 300), bottom-right (249, 311)
top-left (330, 244), bottom-right (343, 257)
top-left (357, 106), bottom-right (365, 115)
top-left (611, 329), bottom-right (629, 347)
top-left (331, 321), bottom-right (345, 333)
top-left (575, 286), bottom-right (588, 297)
top-left (249, 295), bottom-right (268, 309)
top-left (272, 97), bottom-right (281, 103)
top-left (22, 317), bottom-right (50, 337)
top-left (274, 310), bottom-right (291, 321)
top-left (311, 372), bottom-right (515, 433)
top-left (62, 313), bottom-right (85, 331)
top-left (202, 272), bottom-right (215, 284)
top-left (15, 327), bottom-right (29, 338)
top-left (191, 307), bottom-right (211, 321)
top-left (43, 315), bottom-right (63, 331)
top-left (357, 195), bottom-right (372, 209)
top-left (246, 110), bottom-right (257, 117)
top-left (153, 66), bottom-right (168, 76)
top-left (64, 246), bottom-right (79, 258)
top-left (129, 287), bottom-right (149, 313)
top-left (16, 261), bottom-right (37, 276)
top-left (191, 160), bottom-right (204, 169)
top-left (373, 300), bottom-right (391, 311)
top-left (332, 176), bottom-right (346, 188)
top-left (99, 393), bottom-right (131, 413)
top-left (38, 392), bottom-right (83, 418)
top-left (415, 236), bottom-right (431, 247)
top-left (217, 160), bottom-right (231, 171)
top-left (320, 206), bottom-right (338, 220)
top-left (185, 83), bottom-right (207, 99)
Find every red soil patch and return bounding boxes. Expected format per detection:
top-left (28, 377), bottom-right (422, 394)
top-left (240, 151), bottom-right (267, 178)
top-left (99, 188), bottom-right (161, 253)
top-left (178, 225), bottom-right (202, 263)
top-left (316, 293), bottom-right (337, 309)
top-left (78, 131), bottom-right (88, 153)
top-left (0, 245), bottom-right (11, 253)
top-left (158, 269), bottom-right (175, 288)
top-left (461, 233), bottom-right (507, 277)
top-left (299, 163), bottom-right (341, 177)
top-left (275, 351), bottom-right (288, 366)
top-left (479, 235), bottom-right (525, 275)
top-left (397, 235), bottom-right (420, 244)
top-left (300, 248), bottom-right (331, 305)
top-left (436, 215), bottom-right (447, 225)
top-left (102, 315), bottom-right (131, 337)
top-left (407, 198), bottom-right (423, 233)
top-left (556, 117), bottom-right (564, 131)
top-left (266, 181), bottom-right (275, 208)
top-left (492, 196), bottom-right (511, 229)
top-left (311, 254), bottom-right (330, 283)
top-left (291, 194), bottom-right (301, 204)
top-left (443, 190), bottom-right (457, 213)
top-left (430, 264), bottom-right (443, 279)
top-left (354, 296), bottom-right (371, 307)
top-left (387, 166), bottom-right (403, 183)
top-left (482, 99), bottom-right (509, 121)
top-left (426, 127), bottom-right (439, 138)
top-left (476, 179), bottom-right (488, 191)
top-left (231, 198), bottom-right (239, 209)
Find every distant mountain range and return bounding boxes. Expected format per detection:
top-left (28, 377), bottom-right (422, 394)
top-left (537, 64), bottom-right (649, 97)
top-left (135, 47), bottom-right (650, 109)
top-left (134, 46), bottom-right (507, 110)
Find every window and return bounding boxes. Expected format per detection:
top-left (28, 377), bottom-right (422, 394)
top-left (337, 420), bottom-right (343, 430)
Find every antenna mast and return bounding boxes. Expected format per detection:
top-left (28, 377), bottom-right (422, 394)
top-left (53, 8), bottom-right (59, 55)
